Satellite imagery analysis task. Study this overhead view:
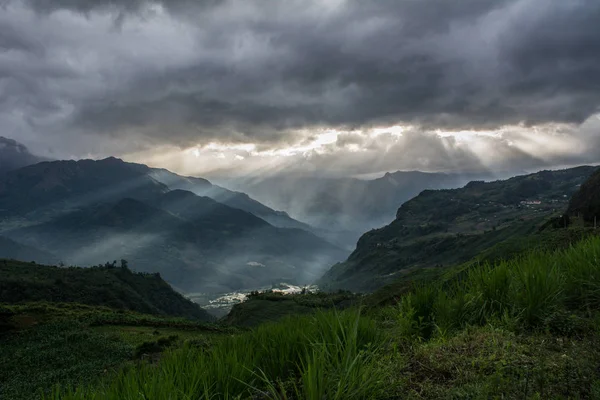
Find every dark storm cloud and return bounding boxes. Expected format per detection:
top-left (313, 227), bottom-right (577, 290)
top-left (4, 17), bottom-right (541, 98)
top-left (12, 0), bottom-right (223, 15)
top-left (78, 0), bottom-right (600, 133)
top-left (1, 0), bottom-right (599, 163)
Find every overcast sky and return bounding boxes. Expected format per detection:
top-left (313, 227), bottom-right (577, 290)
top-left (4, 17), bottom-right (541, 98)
top-left (2, 0), bottom-right (600, 179)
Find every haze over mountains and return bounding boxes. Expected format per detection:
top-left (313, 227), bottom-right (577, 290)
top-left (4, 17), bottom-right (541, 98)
top-left (0, 149), bottom-right (346, 293)
top-left (1, 136), bottom-right (599, 300)
top-left (232, 171), bottom-right (494, 246)
top-left (3, 1), bottom-right (600, 398)
top-left (149, 169), bottom-right (310, 231)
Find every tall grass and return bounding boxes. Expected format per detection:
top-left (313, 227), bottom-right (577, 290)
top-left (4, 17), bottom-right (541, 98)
top-left (396, 236), bottom-right (600, 339)
top-left (47, 310), bottom-right (385, 400)
top-left (47, 237), bottom-right (600, 398)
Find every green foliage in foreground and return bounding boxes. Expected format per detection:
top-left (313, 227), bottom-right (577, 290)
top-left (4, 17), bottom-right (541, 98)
top-left (0, 303), bottom-right (233, 400)
top-left (48, 236), bottom-right (600, 399)
top-left (393, 322), bottom-right (600, 399)
top-left (48, 310), bottom-right (385, 400)
top-left (365, 226), bottom-right (596, 308)
top-left (391, 236), bottom-right (600, 340)
top-left (1, 319), bottom-right (133, 400)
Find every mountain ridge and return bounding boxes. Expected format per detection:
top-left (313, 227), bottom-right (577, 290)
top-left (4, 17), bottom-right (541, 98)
top-left (0, 159), bottom-right (347, 293)
top-left (149, 168), bottom-right (311, 231)
top-left (318, 165), bottom-right (598, 292)
top-left (0, 137), bottom-right (311, 233)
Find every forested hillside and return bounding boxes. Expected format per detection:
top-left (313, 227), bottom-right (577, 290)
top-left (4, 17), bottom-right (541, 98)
top-left (0, 259), bottom-right (213, 321)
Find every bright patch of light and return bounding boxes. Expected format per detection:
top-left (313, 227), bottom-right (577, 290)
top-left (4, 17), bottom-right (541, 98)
top-left (204, 142), bottom-right (257, 152)
top-left (252, 130), bottom-right (341, 158)
top-left (372, 125), bottom-right (406, 137)
top-left (347, 144), bottom-right (361, 152)
top-left (436, 129), bottom-right (503, 141)
top-left (313, 130), bottom-right (339, 146)
top-left (124, 119), bottom-right (594, 180)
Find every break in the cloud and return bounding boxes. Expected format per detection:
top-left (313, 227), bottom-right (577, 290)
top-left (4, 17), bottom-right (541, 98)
top-left (1, 0), bottom-right (599, 177)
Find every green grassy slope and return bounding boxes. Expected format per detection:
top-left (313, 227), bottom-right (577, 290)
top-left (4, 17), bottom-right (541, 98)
top-left (223, 290), bottom-right (359, 327)
top-left (0, 303), bottom-right (232, 400)
top-left (0, 259), bottom-right (213, 321)
top-left (49, 236), bottom-right (600, 399)
top-left (364, 225), bottom-right (597, 308)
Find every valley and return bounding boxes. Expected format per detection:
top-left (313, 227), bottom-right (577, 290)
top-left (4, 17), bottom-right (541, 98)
top-left (229, 171), bottom-right (494, 248)
top-left (3, 2), bottom-right (600, 398)
top-left (2, 139), bottom-right (600, 400)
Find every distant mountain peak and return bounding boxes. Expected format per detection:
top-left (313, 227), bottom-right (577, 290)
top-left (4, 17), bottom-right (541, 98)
top-left (100, 156), bottom-right (124, 163)
top-left (149, 168), bottom-right (311, 231)
top-left (0, 156), bottom-right (169, 216)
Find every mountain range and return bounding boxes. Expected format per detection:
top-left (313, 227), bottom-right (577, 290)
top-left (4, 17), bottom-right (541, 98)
top-left (0, 236), bottom-right (59, 265)
top-left (148, 169), bottom-right (310, 231)
top-left (4, 136), bottom-right (597, 297)
top-left (0, 154), bottom-right (346, 293)
top-left (318, 166), bottom-right (598, 292)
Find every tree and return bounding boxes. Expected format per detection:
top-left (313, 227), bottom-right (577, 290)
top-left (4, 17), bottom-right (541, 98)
top-left (120, 259), bottom-right (129, 269)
